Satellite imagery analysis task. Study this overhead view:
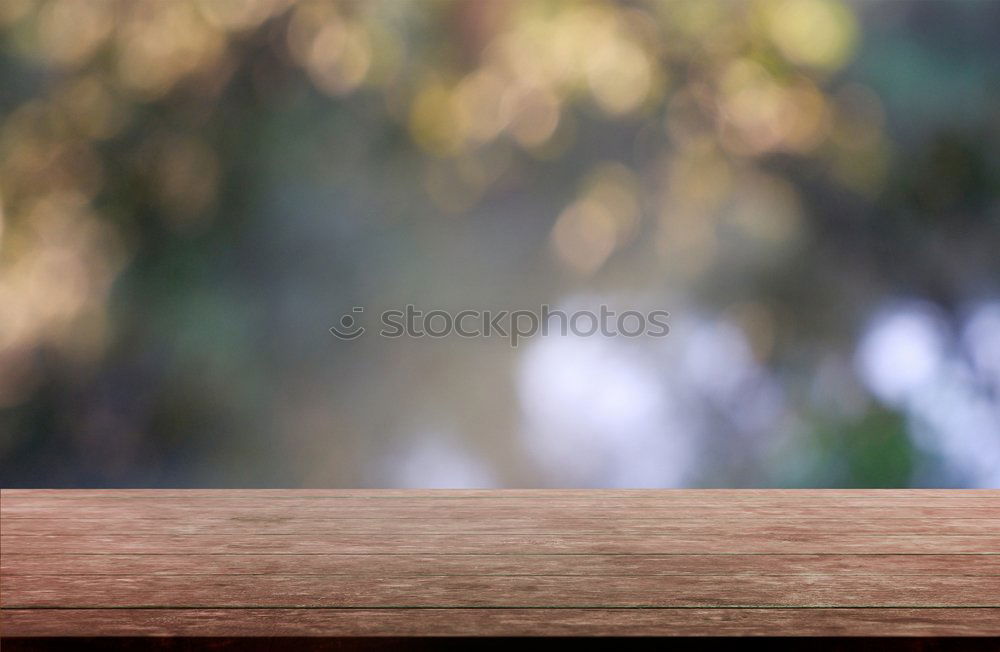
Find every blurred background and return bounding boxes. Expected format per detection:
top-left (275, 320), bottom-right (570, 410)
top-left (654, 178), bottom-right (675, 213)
top-left (1, 0), bottom-right (998, 488)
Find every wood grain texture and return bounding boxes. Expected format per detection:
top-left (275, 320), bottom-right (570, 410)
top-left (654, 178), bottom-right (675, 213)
top-left (2, 489), bottom-right (999, 640)
top-left (6, 553), bottom-right (999, 576)
top-left (4, 608), bottom-right (1000, 637)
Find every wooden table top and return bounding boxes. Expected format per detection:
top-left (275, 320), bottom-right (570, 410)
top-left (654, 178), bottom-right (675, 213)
top-left (2, 489), bottom-right (999, 647)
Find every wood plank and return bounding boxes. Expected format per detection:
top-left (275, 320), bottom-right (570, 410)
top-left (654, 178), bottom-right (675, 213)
top-left (4, 574), bottom-right (999, 608)
top-left (3, 608), bottom-right (999, 637)
top-left (4, 532), bottom-right (998, 554)
top-left (6, 488), bottom-right (999, 498)
top-left (9, 505), bottom-right (1000, 520)
top-left (5, 517), bottom-right (999, 536)
top-left (7, 491), bottom-right (997, 520)
top-left (3, 504), bottom-right (990, 520)
top-left (5, 553), bottom-right (998, 576)
top-left (2, 489), bottom-right (999, 640)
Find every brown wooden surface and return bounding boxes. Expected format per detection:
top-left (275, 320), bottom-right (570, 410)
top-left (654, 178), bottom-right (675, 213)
top-left (1, 489), bottom-right (999, 639)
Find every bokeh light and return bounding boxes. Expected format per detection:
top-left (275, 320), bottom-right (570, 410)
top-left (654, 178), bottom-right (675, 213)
top-left (1, 0), bottom-right (998, 488)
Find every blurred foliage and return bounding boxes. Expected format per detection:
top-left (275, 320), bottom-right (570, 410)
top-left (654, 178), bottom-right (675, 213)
top-left (1, 0), bottom-right (998, 487)
top-left (811, 408), bottom-right (914, 488)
